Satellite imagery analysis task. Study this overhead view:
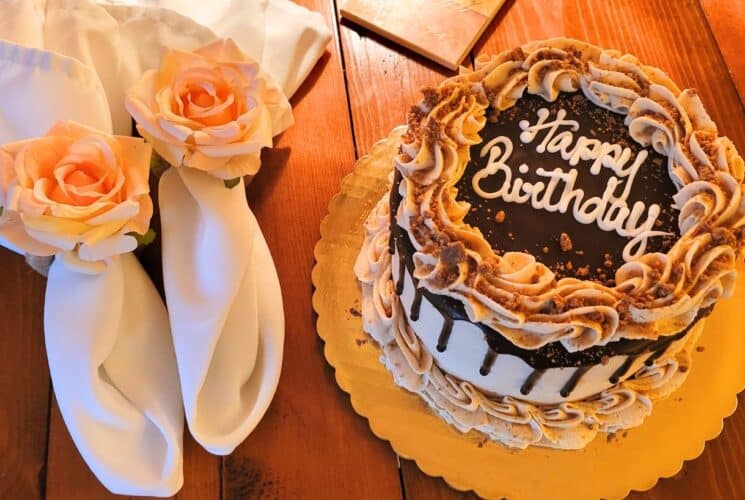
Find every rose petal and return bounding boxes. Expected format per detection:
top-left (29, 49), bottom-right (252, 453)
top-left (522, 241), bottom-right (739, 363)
top-left (158, 117), bottom-right (197, 143)
top-left (86, 200), bottom-right (141, 226)
top-left (0, 211), bottom-right (57, 256)
top-left (127, 195), bottom-right (153, 236)
top-left (78, 233), bottom-right (137, 262)
top-left (183, 149), bottom-right (229, 173)
top-left (47, 200), bottom-right (116, 221)
top-left (61, 250), bottom-right (107, 274)
top-left (21, 214), bottom-right (88, 251)
top-left (136, 127), bottom-right (187, 167)
top-left (157, 49), bottom-right (204, 87)
top-left (192, 121), bottom-right (242, 145)
top-left (205, 153), bottom-right (262, 180)
top-left (80, 219), bottom-right (129, 247)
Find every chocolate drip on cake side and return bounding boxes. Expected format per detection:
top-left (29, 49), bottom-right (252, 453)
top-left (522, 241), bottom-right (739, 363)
top-left (520, 369), bottom-right (546, 395)
top-left (479, 348), bottom-right (499, 376)
top-left (436, 317), bottom-right (454, 352)
top-left (410, 288), bottom-right (424, 321)
top-left (644, 343), bottom-right (672, 366)
top-left (388, 169), bottom-right (402, 256)
top-left (395, 258), bottom-right (405, 296)
top-left (560, 366), bottom-right (592, 398)
top-left (609, 355), bottom-right (638, 384)
top-left (386, 144), bottom-right (710, 397)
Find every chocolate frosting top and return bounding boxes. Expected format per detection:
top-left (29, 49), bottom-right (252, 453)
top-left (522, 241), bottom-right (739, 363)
top-left (456, 92), bottom-right (680, 285)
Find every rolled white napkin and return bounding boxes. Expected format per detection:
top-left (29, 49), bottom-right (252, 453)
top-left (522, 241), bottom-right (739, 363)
top-left (159, 169), bottom-right (284, 454)
top-left (0, 40), bottom-right (111, 148)
top-left (0, 40), bottom-right (183, 496)
top-left (121, 3), bottom-right (329, 454)
top-left (45, 253), bottom-right (183, 495)
top-left (0, 0), bottom-right (331, 455)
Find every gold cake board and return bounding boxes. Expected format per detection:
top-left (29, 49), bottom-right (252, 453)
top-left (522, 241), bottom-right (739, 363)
top-left (312, 126), bottom-right (745, 499)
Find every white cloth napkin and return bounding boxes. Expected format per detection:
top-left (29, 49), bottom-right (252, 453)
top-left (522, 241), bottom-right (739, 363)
top-left (0, 0), bottom-right (331, 454)
top-left (0, 0), bottom-right (332, 133)
top-left (99, 0), bottom-right (332, 97)
top-left (0, 0), bottom-right (217, 134)
top-left (147, 1), bottom-right (328, 454)
top-left (147, 1), bottom-right (328, 453)
top-left (0, 39), bottom-right (111, 148)
top-left (0, 39), bottom-right (183, 496)
top-left (159, 168), bottom-right (285, 454)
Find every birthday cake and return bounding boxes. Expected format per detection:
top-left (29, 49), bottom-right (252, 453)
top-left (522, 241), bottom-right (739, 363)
top-left (354, 38), bottom-right (745, 449)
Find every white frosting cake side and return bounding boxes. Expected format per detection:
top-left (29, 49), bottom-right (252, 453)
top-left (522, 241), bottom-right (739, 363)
top-left (355, 193), bottom-right (699, 449)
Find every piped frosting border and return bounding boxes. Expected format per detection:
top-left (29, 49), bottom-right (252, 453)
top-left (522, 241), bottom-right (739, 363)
top-left (393, 38), bottom-right (745, 352)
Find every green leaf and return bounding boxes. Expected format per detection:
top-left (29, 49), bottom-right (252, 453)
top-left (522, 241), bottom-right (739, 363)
top-left (224, 177), bottom-right (241, 189)
top-left (0, 206), bottom-right (3, 217)
top-left (127, 228), bottom-right (156, 248)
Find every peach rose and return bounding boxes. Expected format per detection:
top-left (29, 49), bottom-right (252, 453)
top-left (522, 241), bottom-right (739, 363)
top-left (125, 38), bottom-right (292, 181)
top-left (0, 121), bottom-right (153, 274)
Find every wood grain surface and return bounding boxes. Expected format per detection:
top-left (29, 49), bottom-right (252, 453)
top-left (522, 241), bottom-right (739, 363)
top-left (700, 0), bottom-right (745, 105)
top-left (0, 0), bottom-right (743, 498)
top-left (0, 252), bottom-right (48, 499)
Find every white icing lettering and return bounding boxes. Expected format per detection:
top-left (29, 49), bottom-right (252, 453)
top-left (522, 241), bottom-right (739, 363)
top-left (472, 108), bottom-right (671, 261)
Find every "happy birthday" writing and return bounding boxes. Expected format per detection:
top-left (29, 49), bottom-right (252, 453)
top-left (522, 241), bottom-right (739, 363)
top-left (471, 108), bottom-right (671, 261)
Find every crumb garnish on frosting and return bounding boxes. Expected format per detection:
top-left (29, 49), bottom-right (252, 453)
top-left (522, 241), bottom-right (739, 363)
top-left (391, 38), bottom-right (745, 352)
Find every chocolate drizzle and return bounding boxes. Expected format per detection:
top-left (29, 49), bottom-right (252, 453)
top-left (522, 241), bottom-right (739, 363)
top-left (644, 344), bottom-right (670, 366)
top-left (436, 317), bottom-right (454, 352)
top-left (609, 355), bottom-right (638, 384)
top-left (410, 287), bottom-right (424, 321)
top-left (395, 258), bottom-right (405, 296)
top-left (391, 216), bottom-right (711, 370)
top-left (520, 369), bottom-right (546, 395)
top-left (479, 348), bottom-right (498, 376)
top-left (388, 166), bottom-right (710, 398)
top-left (560, 366), bottom-right (591, 398)
top-left (388, 169), bottom-right (402, 256)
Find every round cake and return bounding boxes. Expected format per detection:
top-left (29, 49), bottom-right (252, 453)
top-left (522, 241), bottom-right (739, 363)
top-left (354, 38), bottom-right (745, 449)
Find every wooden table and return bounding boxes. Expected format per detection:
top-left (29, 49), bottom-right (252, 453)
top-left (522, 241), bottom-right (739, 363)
top-left (2, 0), bottom-right (744, 498)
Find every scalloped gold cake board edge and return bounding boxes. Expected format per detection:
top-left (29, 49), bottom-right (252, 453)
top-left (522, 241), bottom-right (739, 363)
top-left (312, 126), bottom-right (745, 500)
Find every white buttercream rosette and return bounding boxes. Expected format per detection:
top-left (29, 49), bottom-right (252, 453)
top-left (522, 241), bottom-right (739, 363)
top-left (392, 37), bottom-right (744, 352)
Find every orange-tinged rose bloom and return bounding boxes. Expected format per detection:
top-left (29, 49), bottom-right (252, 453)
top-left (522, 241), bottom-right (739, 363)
top-left (125, 38), bottom-right (292, 180)
top-left (0, 121), bottom-right (153, 273)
